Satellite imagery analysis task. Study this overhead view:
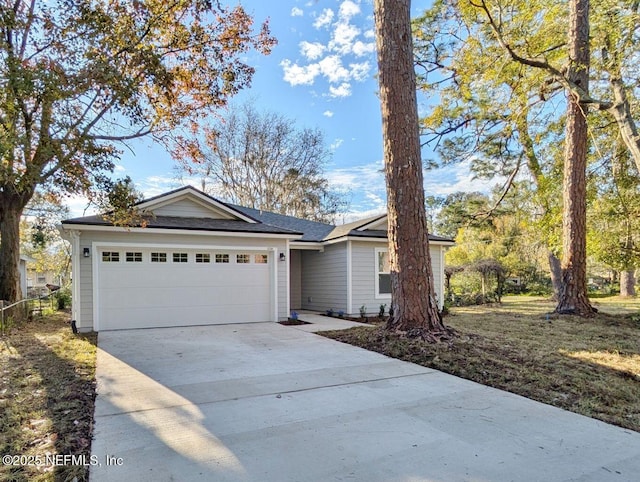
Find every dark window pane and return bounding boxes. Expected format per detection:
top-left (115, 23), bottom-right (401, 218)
top-left (379, 274), bottom-right (391, 294)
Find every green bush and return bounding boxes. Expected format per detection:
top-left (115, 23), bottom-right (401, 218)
top-left (525, 281), bottom-right (552, 296)
top-left (56, 288), bottom-right (72, 310)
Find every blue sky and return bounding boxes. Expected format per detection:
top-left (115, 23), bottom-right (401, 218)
top-left (66, 0), bottom-right (498, 221)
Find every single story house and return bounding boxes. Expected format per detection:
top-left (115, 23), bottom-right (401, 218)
top-left (60, 186), bottom-right (454, 332)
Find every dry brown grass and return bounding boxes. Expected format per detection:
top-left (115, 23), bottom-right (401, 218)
top-left (0, 312), bottom-right (97, 482)
top-left (323, 295), bottom-right (640, 432)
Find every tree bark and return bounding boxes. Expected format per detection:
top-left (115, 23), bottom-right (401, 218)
top-left (555, 0), bottom-right (595, 316)
top-left (0, 200), bottom-right (25, 302)
top-left (548, 251), bottom-right (563, 301)
top-left (607, 74), bottom-right (640, 176)
top-left (374, 0), bottom-right (450, 340)
top-left (620, 270), bottom-right (636, 297)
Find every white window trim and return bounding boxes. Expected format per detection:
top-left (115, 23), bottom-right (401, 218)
top-left (195, 253), bottom-right (211, 263)
top-left (236, 253), bottom-right (251, 264)
top-left (172, 252), bottom-right (188, 263)
top-left (374, 247), bottom-right (392, 299)
top-left (215, 253), bottom-right (230, 263)
top-left (151, 252), bottom-right (167, 263)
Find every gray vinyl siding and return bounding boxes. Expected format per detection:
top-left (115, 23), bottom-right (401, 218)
top-left (75, 229), bottom-right (288, 330)
top-left (350, 241), bottom-right (387, 316)
top-left (350, 241), bottom-right (445, 316)
top-left (301, 243), bottom-right (347, 312)
top-left (152, 198), bottom-right (232, 218)
top-left (289, 250), bottom-right (302, 310)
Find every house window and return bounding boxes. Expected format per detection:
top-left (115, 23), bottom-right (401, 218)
top-left (195, 253), bottom-right (210, 263)
top-left (102, 251), bottom-right (120, 262)
top-left (236, 254), bottom-right (251, 264)
top-left (173, 252), bottom-right (188, 263)
top-left (37, 275), bottom-right (46, 284)
top-left (254, 254), bottom-right (268, 264)
top-left (215, 254), bottom-right (229, 263)
top-left (151, 252), bottom-right (167, 263)
top-left (375, 248), bottom-right (391, 297)
top-left (126, 252), bottom-right (143, 262)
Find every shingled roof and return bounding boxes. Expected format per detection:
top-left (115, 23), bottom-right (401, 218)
top-left (232, 206), bottom-right (454, 244)
top-left (61, 214), bottom-right (302, 236)
top-left (62, 186), bottom-right (454, 244)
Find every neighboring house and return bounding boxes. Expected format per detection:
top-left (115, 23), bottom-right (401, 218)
top-left (26, 269), bottom-right (60, 297)
top-left (19, 254), bottom-right (33, 299)
top-left (60, 186), bottom-right (454, 332)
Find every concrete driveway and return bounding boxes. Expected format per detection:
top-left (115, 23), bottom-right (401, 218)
top-left (91, 322), bottom-right (640, 481)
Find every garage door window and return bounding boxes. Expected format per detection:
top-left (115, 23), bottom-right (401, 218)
top-left (255, 254), bottom-right (268, 264)
top-left (126, 252), bottom-right (143, 262)
top-left (173, 253), bottom-right (188, 263)
top-left (195, 253), bottom-right (211, 263)
top-left (102, 251), bottom-right (120, 262)
top-left (215, 254), bottom-right (229, 263)
top-left (151, 252), bottom-right (167, 263)
top-left (236, 254), bottom-right (251, 264)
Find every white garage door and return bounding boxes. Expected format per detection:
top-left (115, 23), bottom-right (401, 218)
top-left (96, 247), bottom-right (272, 330)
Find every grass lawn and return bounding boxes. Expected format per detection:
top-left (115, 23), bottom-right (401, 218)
top-left (323, 295), bottom-right (640, 432)
top-left (0, 312), bottom-right (97, 482)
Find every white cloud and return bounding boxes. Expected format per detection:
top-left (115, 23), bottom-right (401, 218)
top-left (114, 164), bottom-right (126, 173)
top-left (300, 41), bottom-right (325, 61)
top-left (281, 0), bottom-right (375, 98)
top-left (330, 138), bottom-right (344, 150)
top-left (327, 161), bottom-right (384, 191)
top-left (318, 55), bottom-right (350, 83)
top-left (338, 0), bottom-right (361, 20)
top-left (423, 161), bottom-right (501, 196)
top-left (352, 40), bottom-right (375, 57)
top-left (323, 110), bottom-right (334, 117)
top-left (64, 194), bottom-right (96, 218)
top-left (326, 160), bottom-right (387, 221)
top-left (280, 59), bottom-right (320, 86)
top-left (291, 7), bottom-right (303, 17)
top-left (329, 82), bottom-right (352, 98)
top-left (349, 61), bottom-right (370, 82)
top-left (329, 22), bottom-right (361, 55)
top-left (313, 8), bottom-right (334, 29)
top-left (139, 175), bottom-right (178, 198)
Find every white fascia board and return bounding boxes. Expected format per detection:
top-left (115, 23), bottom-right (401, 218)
top-left (289, 241), bottom-right (324, 250)
top-left (429, 239), bottom-right (456, 247)
top-left (61, 223), bottom-right (301, 240)
top-left (323, 236), bottom-right (380, 245)
top-left (322, 235), bottom-right (455, 247)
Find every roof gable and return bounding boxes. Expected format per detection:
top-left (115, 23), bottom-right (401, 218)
top-left (356, 215), bottom-right (388, 232)
top-left (137, 186), bottom-right (257, 223)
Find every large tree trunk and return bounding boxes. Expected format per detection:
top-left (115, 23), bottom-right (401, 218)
top-left (0, 200), bottom-right (24, 302)
top-left (555, 0), bottom-right (595, 316)
top-left (548, 251), bottom-right (563, 301)
top-left (374, 0), bottom-right (450, 341)
top-left (620, 270), bottom-right (636, 297)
